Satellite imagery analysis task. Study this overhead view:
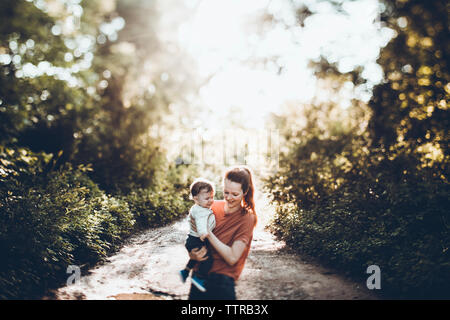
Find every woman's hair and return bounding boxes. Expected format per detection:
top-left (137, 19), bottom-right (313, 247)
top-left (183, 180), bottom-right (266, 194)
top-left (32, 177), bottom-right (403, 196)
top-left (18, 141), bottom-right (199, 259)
top-left (224, 166), bottom-right (256, 221)
top-left (189, 178), bottom-right (215, 199)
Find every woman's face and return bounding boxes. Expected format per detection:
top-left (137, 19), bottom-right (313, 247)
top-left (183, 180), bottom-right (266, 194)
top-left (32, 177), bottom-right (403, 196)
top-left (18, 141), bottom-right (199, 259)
top-left (223, 179), bottom-right (244, 210)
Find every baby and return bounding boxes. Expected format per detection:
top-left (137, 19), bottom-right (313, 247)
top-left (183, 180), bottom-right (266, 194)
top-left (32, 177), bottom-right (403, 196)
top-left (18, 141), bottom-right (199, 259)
top-left (179, 178), bottom-right (216, 292)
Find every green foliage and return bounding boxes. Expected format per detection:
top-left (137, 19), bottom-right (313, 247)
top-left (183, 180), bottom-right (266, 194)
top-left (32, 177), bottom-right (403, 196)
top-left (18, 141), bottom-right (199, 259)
top-left (0, 151), bottom-right (191, 299)
top-left (266, 0), bottom-right (449, 298)
top-left (126, 187), bottom-right (190, 230)
top-left (0, 0), bottom-right (71, 67)
top-left (0, 0), bottom-right (197, 300)
top-left (0, 0), bottom-right (98, 148)
top-left (0, 0), bottom-right (173, 194)
top-left (73, 81), bottom-right (165, 194)
top-left (267, 142), bottom-right (449, 297)
top-left (369, 0), bottom-right (449, 163)
top-left (124, 160), bottom-right (194, 230)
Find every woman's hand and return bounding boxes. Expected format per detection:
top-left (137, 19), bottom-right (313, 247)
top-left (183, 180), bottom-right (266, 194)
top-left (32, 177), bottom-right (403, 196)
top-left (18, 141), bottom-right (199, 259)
top-left (189, 246), bottom-right (208, 262)
top-left (207, 230), bottom-right (246, 266)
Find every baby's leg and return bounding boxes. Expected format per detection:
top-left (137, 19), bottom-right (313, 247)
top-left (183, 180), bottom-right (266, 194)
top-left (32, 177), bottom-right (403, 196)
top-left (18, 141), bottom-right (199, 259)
top-left (197, 242), bottom-right (214, 278)
top-left (184, 235), bottom-right (205, 271)
top-left (186, 259), bottom-right (196, 270)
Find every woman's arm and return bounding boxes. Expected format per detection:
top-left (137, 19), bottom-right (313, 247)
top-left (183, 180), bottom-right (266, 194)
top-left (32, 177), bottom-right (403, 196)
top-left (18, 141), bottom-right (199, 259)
top-left (206, 231), bottom-right (246, 266)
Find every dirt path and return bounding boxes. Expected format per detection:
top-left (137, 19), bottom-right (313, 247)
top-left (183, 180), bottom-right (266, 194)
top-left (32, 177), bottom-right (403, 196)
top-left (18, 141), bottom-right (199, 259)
top-left (50, 195), bottom-right (377, 300)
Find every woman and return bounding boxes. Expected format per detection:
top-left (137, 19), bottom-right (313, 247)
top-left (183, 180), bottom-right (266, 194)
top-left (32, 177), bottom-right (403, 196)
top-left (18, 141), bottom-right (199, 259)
top-left (188, 166), bottom-right (257, 300)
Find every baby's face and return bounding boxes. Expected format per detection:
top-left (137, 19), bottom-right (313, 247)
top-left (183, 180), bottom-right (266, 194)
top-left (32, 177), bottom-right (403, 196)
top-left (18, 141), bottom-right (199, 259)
top-left (194, 189), bottom-right (214, 208)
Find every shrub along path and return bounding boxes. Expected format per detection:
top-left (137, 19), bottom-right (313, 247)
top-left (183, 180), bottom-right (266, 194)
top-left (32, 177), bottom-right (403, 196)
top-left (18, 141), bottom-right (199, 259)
top-left (47, 194), bottom-right (377, 300)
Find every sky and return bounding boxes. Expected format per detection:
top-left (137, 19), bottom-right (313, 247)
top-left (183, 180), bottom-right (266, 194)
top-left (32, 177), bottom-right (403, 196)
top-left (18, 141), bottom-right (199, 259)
top-left (158, 0), bottom-right (394, 130)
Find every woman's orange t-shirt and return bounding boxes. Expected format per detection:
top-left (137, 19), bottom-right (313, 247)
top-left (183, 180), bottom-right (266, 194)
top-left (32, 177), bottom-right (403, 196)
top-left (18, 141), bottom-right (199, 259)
top-left (208, 200), bottom-right (256, 281)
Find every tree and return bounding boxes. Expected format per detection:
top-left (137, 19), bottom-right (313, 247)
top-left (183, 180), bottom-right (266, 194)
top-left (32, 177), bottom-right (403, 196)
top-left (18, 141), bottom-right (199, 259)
top-left (368, 0), bottom-right (449, 171)
top-left (264, 0), bottom-right (449, 298)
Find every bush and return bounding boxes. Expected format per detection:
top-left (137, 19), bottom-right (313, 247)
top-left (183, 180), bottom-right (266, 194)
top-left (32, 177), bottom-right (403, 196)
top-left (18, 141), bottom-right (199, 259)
top-left (0, 147), bottom-right (192, 299)
top-left (266, 144), bottom-right (450, 298)
top-left (125, 187), bottom-right (190, 230)
top-left (125, 163), bottom-right (194, 229)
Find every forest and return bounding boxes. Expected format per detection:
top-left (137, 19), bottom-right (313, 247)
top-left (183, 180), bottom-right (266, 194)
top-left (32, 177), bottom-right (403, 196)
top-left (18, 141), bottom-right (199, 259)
top-left (0, 0), bottom-right (448, 299)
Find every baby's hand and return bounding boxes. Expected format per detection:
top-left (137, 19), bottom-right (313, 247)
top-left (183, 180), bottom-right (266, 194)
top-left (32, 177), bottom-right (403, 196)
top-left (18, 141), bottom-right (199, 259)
top-left (200, 234), bottom-right (208, 241)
